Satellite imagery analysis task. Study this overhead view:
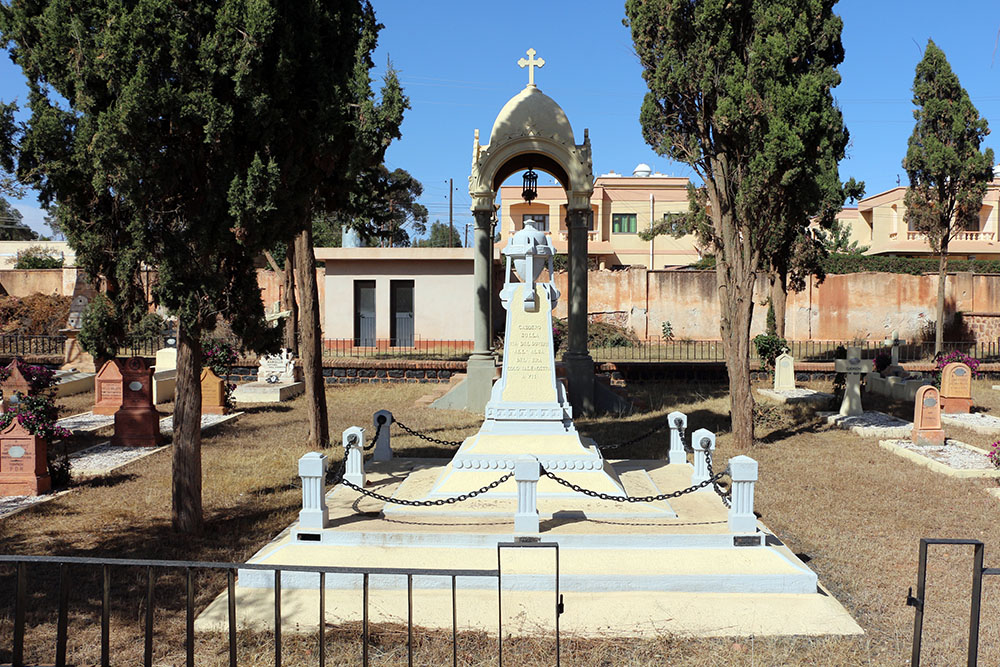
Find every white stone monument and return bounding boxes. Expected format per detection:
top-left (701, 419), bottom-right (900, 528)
top-left (232, 348), bottom-right (305, 403)
top-left (835, 347), bottom-right (872, 417)
top-left (151, 347), bottom-right (177, 403)
top-left (773, 350), bottom-right (796, 392)
top-left (883, 331), bottom-right (905, 377)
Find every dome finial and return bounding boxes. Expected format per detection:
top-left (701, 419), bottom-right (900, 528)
top-left (517, 48), bottom-right (545, 87)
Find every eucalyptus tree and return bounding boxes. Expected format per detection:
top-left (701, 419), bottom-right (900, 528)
top-left (627, 0), bottom-right (851, 450)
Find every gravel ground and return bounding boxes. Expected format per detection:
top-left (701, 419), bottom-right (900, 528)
top-left (884, 438), bottom-right (994, 470)
top-left (56, 412), bottom-right (115, 433)
top-left (940, 411), bottom-right (1000, 434)
top-left (0, 494), bottom-right (48, 518)
top-left (821, 410), bottom-right (913, 438)
top-left (68, 442), bottom-right (166, 476)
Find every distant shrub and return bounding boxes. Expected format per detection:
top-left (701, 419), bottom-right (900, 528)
top-left (752, 333), bottom-right (786, 370)
top-left (551, 318), bottom-right (637, 351)
top-left (873, 350), bottom-right (892, 374)
top-left (14, 245), bottom-right (64, 269)
top-left (78, 293), bottom-right (120, 362)
top-left (661, 321), bottom-right (674, 341)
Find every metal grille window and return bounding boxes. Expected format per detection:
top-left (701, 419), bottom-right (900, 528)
top-left (612, 213), bottom-right (637, 234)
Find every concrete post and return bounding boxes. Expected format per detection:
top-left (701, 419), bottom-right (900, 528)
top-left (563, 206), bottom-right (595, 415)
top-left (298, 452), bottom-right (328, 529)
top-left (372, 410), bottom-right (393, 462)
top-left (728, 455), bottom-right (759, 534)
top-left (514, 456), bottom-right (541, 534)
top-left (465, 207), bottom-right (497, 413)
top-left (667, 411), bottom-right (687, 465)
top-left (342, 426), bottom-right (365, 488)
top-left (691, 428), bottom-right (715, 489)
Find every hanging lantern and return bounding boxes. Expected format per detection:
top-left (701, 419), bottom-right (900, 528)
top-left (521, 169), bottom-right (538, 203)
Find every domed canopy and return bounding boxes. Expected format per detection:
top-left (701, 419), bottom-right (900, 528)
top-left (489, 86), bottom-right (575, 146)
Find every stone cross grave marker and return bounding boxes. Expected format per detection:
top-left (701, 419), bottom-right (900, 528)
top-left (0, 419), bottom-right (50, 496)
top-left (111, 357), bottom-right (163, 447)
top-left (834, 347), bottom-right (872, 417)
top-left (940, 362), bottom-right (973, 414)
top-left (200, 368), bottom-right (228, 415)
top-left (883, 330), bottom-right (905, 376)
top-left (1, 359), bottom-right (32, 411)
top-left (93, 360), bottom-right (124, 416)
top-left (773, 351), bottom-right (796, 392)
top-left (912, 385), bottom-right (945, 446)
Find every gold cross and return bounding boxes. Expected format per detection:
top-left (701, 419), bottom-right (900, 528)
top-left (517, 48), bottom-right (545, 87)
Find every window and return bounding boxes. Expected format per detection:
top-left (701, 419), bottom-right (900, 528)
top-left (662, 212), bottom-right (686, 236)
top-left (522, 214), bottom-right (549, 232)
top-left (612, 213), bottom-right (637, 234)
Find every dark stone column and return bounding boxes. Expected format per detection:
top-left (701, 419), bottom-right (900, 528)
top-left (563, 207), bottom-right (595, 414)
top-left (465, 208), bottom-right (496, 412)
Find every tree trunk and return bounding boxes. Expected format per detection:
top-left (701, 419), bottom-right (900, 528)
top-left (770, 269), bottom-right (788, 340)
top-left (283, 243), bottom-right (298, 355)
top-left (935, 241), bottom-right (948, 355)
top-left (171, 319), bottom-right (203, 534)
top-left (718, 270), bottom-right (757, 453)
top-left (294, 227), bottom-right (329, 448)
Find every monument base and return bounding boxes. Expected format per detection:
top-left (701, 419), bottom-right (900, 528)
top-left (941, 397), bottom-right (973, 414)
top-left (913, 428), bottom-right (945, 447)
top-left (0, 474), bottom-right (51, 497)
top-left (111, 409), bottom-right (164, 448)
top-left (232, 381), bottom-right (304, 404)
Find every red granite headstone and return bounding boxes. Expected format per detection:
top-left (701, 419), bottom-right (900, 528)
top-left (1, 359), bottom-right (32, 411)
top-left (111, 357), bottom-right (163, 447)
top-left (0, 420), bottom-right (50, 496)
top-left (913, 385), bottom-right (945, 447)
top-left (200, 368), bottom-right (228, 415)
top-left (940, 362), bottom-right (973, 414)
top-left (94, 360), bottom-right (125, 416)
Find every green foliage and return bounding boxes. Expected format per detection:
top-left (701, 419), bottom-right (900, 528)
top-left (414, 221), bottom-right (462, 248)
top-left (126, 312), bottom-right (166, 348)
top-left (765, 302), bottom-right (776, 336)
top-left (0, 293), bottom-right (70, 335)
top-left (0, 198), bottom-right (36, 241)
top-left (0, 101), bottom-right (23, 199)
top-left (78, 294), bottom-right (122, 363)
top-left (660, 321), bottom-right (674, 341)
top-left (820, 217), bottom-right (869, 255)
top-left (14, 245), bottom-right (63, 269)
top-left (202, 337), bottom-right (238, 406)
top-left (873, 350), bottom-right (892, 374)
top-left (752, 334), bottom-right (787, 370)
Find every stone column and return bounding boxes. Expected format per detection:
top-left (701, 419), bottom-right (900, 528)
top-left (563, 206), bottom-right (595, 414)
top-left (465, 206), bottom-right (497, 413)
top-left (667, 411), bottom-right (687, 465)
top-left (372, 410), bottom-right (393, 462)
top-left (342, 426), bottom-right (365, 488)
top-left (728, 455), bottom-right (759, 534)
top-left (298, 452), bottom-right (328, 529)
top-left (514, 456), bottom-right (541, 534)
top-left (691, 428), bottom-right (715, 489)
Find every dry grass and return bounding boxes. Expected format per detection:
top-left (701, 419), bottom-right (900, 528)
top-left (0, 379), bottom-right (998, 664)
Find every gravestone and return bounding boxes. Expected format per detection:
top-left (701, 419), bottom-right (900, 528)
top-left (0, 420), bottom-right (50, 496)
top-left (152, 347), bottom-right (178, 403)
top-left (1, 359), bottom-right (32, 411)
top-left (200, 368), bottom-right (228, 415)
top-left (883, 330), bottom-right (905, 377)
top-left (940, 362), bottom-right (973, 414)
top-left (111, 357), bottom-right (163, 447)
top-left (834, 347), bottom-right (873, 417)
top-left (912, 385), bottom-right (945, 446)
top-left (231, 348), bottom-right (304, 404)
top-left (66, 295), bottom-right (89, 330)
top-left (93, 360), bottom-right (125, 415)
top-left (773, 351), bottom-right (796, 392)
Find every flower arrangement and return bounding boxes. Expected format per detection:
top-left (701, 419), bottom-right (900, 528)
top-left (202, 338), bottom-right (239, 407)
top-left (0, 362), bottom-right (71, 485)
top-left (989, 439), bottom-right (1000, 469)
top-left (934, 350), bottom-right (981, 377)
top-left (873, 350), bottom-right (892, 374)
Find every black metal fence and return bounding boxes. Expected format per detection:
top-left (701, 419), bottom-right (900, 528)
top-left (323, 338), bottom-right (473, 361)
top-left (1, 550), bottom-right (563, 667)
top-left (0, 334), bottom-right (66, 356)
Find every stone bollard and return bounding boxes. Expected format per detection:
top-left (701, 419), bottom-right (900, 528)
top-left (667, 411), bottom-right (687, 465)
top-left (514, 456), bottom-right (541, 534)
top-left (372, 410), bottom-right (394, 462)
top-left (298, 452), bottom-right (329, 529)
top-left (690, 428), bottom-right (715, 489)
top-left (342, 426), bottom-right (366, 488)
top-left (727, 455), bottom-right (759, 534)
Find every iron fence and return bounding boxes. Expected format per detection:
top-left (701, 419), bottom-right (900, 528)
top-left (0, 334), bottom-right (66, 356)
top-left (323, 337), bottom-right (474, 361)
top-left (0, 553), bottom-right (517, 667)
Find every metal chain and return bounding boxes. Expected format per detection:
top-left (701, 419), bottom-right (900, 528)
top-left (705, 449), bottom-right (732, 508)
top-left (340, 472), bottom-right (512, 506)
top-left (596, 416), bottom-right (678, 450)
top-left (392, 418), bottom-right (465, 447)
top-left (363, 419), bottom-right (383, 451)
top-left (541, 468), bottom-right (728, 503)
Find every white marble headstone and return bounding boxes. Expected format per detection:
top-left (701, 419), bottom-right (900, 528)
top-left (774, 352), bottom-right (796, 392)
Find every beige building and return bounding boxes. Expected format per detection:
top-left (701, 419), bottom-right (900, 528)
top-left (315, 247), bottom-right (475, 346)
top-left (836, 178), bottom-right (1000, 259)
top-left (498, 165), bottom-right (703, 268)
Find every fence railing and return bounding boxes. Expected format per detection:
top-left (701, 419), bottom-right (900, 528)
top-left (0, 553), bottom-right (506, 667)
top-left (0, 334), bottom-right (66, 357)
top-left (323, 337), bottom-right (473, 361)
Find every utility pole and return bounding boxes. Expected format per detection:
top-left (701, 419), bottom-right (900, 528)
top-left (448, 177), bottom-right (454, 247)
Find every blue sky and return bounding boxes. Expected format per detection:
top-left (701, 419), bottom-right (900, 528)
top-left (2, 1), bottom-right (999, 241)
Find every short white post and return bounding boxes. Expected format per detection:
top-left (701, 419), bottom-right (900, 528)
top-left (372, 410), bottom-right (394, 462)
top-left (514, 456), bottom-right (540, 534)
top-left (690, 428), bottom-right (715, 489)
top-left (728, 455), bottom-right (759, 534)
top-left (667, 411), bottom-right (687, 465)
top-left (342, 426), bottom-right (366, 488)
top-left (298, 452), bottom-right (328, 529)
